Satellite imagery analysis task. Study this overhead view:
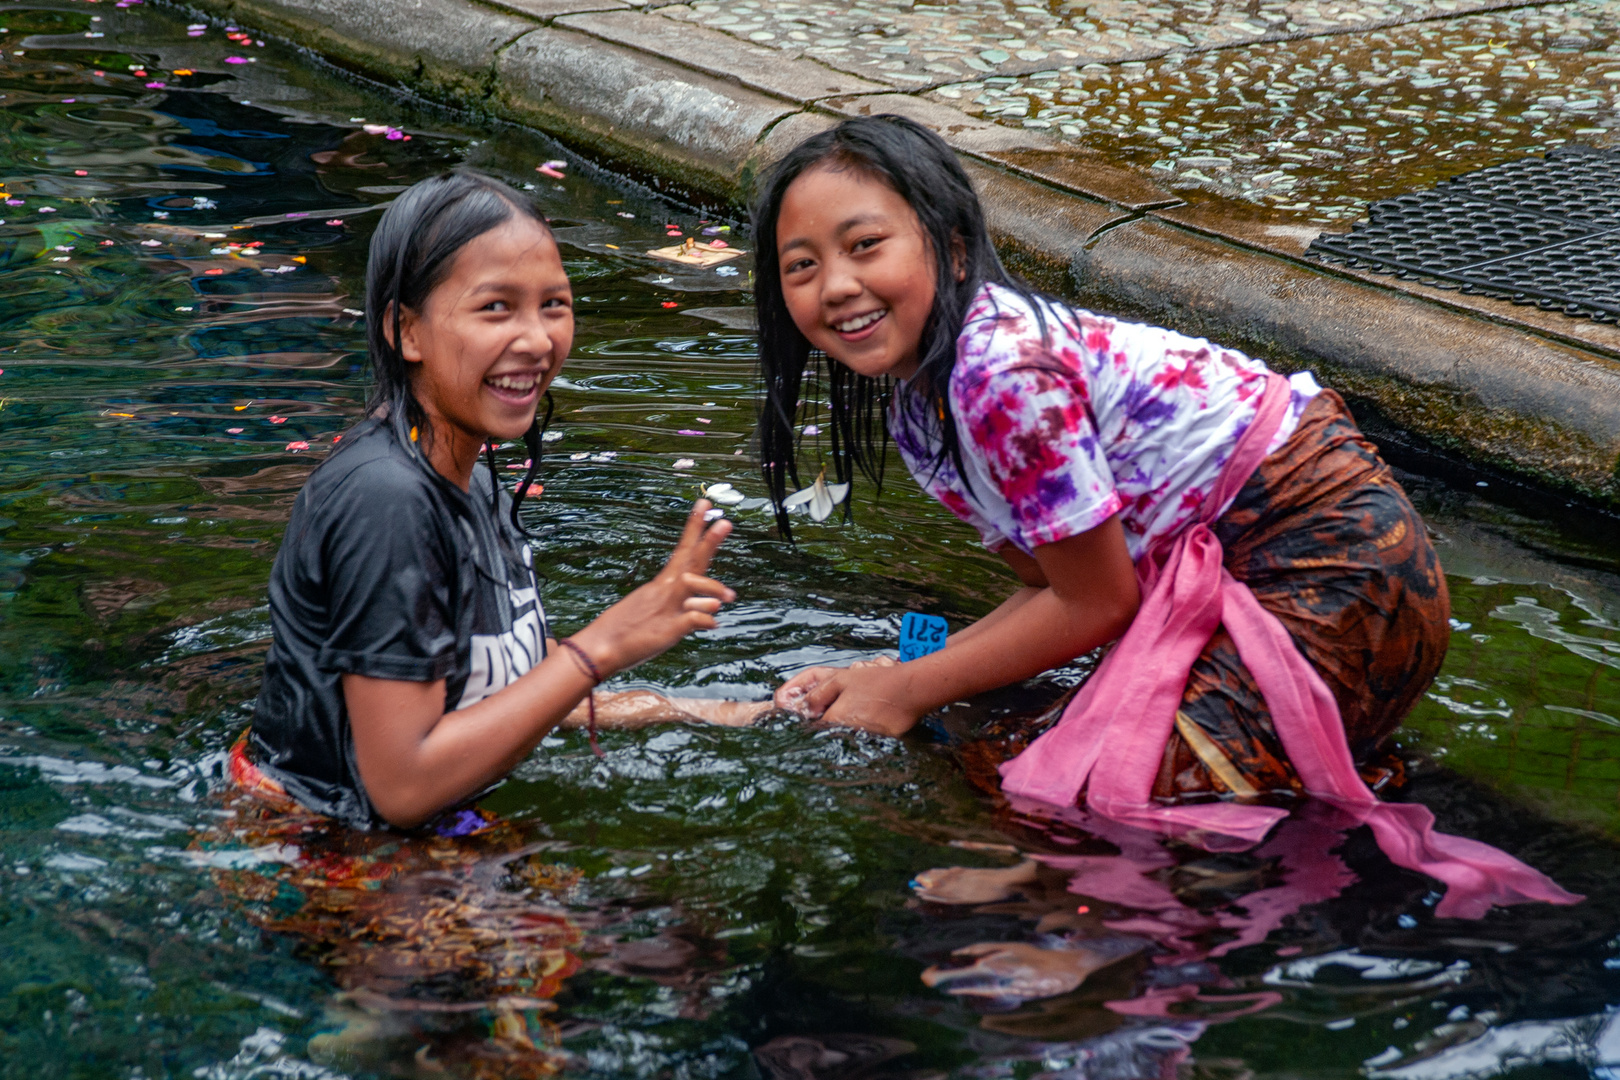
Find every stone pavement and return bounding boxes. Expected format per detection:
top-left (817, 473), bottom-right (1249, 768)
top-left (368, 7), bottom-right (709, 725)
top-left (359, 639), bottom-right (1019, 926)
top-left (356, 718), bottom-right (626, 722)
top-left (651, 0), bottom-right (1619, 228)
top-left (177, 0), bottom-right (1620, 504)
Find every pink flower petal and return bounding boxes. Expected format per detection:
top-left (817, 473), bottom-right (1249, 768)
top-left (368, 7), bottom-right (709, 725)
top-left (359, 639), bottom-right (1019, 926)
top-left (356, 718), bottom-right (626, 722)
top-left (285, 440), bottom-right (309, 451)
top-left (224, 56), bottom-right (246, 64)
top-left (677, 429), bottom-right (705, 436)
top-left (268, 416), bottom-right (287, 424)
top-left (226, 427), bottom-right (244, 434)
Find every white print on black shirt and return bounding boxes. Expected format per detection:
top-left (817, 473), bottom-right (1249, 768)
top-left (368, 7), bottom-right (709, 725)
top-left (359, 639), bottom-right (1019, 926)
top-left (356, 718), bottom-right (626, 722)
top-left (455, 549), bottom-right (548, 711)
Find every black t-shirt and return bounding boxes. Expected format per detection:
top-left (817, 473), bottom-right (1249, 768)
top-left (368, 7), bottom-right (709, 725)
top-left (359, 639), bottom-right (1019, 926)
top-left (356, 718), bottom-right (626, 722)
top-left (250, 418), bottom-right (549, 826)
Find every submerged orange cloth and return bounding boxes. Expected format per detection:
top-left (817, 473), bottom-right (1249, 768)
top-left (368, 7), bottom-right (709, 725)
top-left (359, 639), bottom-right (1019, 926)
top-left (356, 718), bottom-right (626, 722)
top-left (204, 735), bottom-right (584, 1077)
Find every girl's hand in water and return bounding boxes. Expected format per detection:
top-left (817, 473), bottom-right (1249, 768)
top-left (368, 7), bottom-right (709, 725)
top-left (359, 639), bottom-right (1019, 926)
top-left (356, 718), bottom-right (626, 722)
top-left (775, 657), bottom-right (918, 736)
top-left (570, 500), bottom-right (736, 676)
top-left (775, 655), bottom-right (898, 714)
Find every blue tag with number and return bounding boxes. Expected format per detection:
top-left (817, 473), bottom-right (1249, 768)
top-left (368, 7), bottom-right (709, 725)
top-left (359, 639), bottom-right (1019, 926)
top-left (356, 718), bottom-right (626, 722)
top-left (898, 612), bottom-right (949, 662)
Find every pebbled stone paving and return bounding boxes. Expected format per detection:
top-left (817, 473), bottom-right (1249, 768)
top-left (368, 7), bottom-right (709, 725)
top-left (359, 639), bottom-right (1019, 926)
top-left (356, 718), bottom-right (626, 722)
top-left (651, 0), bottom-right (1544, 85)
top-left (931, 1), bottom-right (1620, 225)
top-left (645, 0), bottom-right (1619, 226)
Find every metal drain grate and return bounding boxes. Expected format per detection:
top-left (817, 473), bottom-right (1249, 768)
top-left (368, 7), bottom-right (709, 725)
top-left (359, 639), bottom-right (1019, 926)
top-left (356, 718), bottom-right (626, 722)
top-left (1307, 145), bottom-right (1620, 324)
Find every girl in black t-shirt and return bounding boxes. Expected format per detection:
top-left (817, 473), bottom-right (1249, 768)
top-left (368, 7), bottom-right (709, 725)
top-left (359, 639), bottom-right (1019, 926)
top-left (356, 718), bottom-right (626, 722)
top-left (249, 171), bottom-right (766, 830)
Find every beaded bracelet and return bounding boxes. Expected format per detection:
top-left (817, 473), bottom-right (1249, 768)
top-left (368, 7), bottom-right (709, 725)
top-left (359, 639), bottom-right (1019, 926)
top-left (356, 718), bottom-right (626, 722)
top-left (557, 637), bottom-right (605, 758)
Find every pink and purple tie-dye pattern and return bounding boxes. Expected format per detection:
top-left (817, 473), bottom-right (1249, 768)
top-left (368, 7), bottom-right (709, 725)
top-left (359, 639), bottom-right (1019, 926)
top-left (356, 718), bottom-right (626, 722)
top-left (891, 283), bottom-right (1317, 560)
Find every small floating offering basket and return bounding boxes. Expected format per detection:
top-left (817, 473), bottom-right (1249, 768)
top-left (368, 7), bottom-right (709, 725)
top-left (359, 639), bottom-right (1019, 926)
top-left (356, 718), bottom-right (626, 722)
top-left (647, 236), bottom-right (745, 267)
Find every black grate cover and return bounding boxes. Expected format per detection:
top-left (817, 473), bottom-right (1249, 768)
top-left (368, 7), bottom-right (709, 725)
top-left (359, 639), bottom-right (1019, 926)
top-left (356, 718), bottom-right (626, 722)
top-left (1307, 145), bottom-right (1620, 324)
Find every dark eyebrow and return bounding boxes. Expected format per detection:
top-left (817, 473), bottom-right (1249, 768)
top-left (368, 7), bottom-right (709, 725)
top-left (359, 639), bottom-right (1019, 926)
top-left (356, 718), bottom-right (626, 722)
top-left (778, 212), bottom-right (889, 256)
top-left (835, 212), bottom-right (886, 233)
top-left (465, 279), bottom-right (571, 297)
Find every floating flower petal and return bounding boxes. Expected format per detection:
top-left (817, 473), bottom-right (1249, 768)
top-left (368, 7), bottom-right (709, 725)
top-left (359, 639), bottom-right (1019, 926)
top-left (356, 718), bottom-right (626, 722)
top-left (702, 483), bottom-right (746, 505)
top-left (782, 468), bottom-right (849, 522)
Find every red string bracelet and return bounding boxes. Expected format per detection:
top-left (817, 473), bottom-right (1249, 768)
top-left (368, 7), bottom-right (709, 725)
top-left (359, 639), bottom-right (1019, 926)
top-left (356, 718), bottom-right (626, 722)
top-left (557, 637), bottom-right (605, 758)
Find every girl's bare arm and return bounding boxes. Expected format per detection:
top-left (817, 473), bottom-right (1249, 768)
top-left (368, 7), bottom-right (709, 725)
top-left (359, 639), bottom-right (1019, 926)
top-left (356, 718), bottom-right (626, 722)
top-left (345, 502), bottom-right (743, 828)
top-left (778, 514), bottom-right (1140, 736)
top-left (558, 690), bottom-right (773, 729)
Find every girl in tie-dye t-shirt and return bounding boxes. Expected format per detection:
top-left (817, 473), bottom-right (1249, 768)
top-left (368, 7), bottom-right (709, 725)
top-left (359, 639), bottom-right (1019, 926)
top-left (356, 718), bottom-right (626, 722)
top-left (888, 281), bottom-right (1322, 565)
top-left (753, 114), bottom-right (1449, 815)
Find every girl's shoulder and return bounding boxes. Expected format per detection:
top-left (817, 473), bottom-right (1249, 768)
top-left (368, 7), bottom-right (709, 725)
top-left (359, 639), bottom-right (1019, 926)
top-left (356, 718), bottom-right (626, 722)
top-left (951, 282), bottom-right (1091, 390)
top-left (297, 420), bottom-right (449, 530)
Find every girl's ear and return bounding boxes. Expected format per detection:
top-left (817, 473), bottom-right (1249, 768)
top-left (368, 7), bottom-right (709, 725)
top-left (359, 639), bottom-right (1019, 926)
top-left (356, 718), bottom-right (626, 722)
top-left (951, 233), bottom-right (968, 283)
top-left (382, 302), bottom-right (425, 364)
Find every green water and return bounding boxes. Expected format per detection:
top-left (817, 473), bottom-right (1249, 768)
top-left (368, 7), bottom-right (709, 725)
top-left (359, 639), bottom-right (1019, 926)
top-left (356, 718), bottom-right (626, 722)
top-left (2, 3), bottom-right (1619, 1077)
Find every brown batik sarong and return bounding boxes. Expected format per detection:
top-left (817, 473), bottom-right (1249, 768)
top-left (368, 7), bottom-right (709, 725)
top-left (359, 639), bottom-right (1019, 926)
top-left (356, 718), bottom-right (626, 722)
top-left (959, 389), bottom-right (1449, 805)
top-left (1154, 388), bottom-right (1450, 802)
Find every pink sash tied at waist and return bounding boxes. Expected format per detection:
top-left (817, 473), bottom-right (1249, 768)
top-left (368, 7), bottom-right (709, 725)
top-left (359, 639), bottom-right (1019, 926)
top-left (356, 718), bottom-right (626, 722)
top-left (998, 374), bottom-right (1581, 919)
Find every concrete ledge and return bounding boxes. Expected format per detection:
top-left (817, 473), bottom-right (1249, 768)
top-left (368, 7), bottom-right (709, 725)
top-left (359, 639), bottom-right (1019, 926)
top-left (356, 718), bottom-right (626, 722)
top-left (1070, 214), bottom-right (1620, 495)
top-left (556, 9), bottom-right (887, 101)
top-left (481, 0), bottom-right (629, 21)
top-left (188, 0), bottom-right (534, 102)
top-left (497, 26), bottom-right (797, 199)
top-left (1152, 199), bottom-right (1620, 365)
top-left (822, 93), bottom-right (1178, 213)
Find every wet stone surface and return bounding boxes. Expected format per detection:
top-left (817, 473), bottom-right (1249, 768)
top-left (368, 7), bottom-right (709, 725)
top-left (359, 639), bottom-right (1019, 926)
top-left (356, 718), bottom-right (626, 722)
top-left (651, 0), bottom-right (1538, 85)
top-left (931, 1), bottom-right (1620, 225)
top-left (648, 0), bottom-right (1619, 227)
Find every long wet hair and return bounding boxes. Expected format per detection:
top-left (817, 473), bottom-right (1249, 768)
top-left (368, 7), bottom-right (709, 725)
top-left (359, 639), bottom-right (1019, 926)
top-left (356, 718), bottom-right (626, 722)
top-left (751, 115), bottom-right (1043, 541)
top-left (364, 169), bottom-right (555, 535)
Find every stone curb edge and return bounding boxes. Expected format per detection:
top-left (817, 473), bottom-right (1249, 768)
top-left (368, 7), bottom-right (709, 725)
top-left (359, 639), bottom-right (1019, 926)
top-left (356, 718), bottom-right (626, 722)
top-left (173, 0), bottom-right (1620, 506)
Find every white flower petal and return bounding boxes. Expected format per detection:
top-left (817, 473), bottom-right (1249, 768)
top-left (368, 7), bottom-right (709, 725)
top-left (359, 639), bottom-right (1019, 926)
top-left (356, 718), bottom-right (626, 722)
top-left (703, 482), bottom-right (746, 505)
top-left (808, 488), bottom-right (835, 522)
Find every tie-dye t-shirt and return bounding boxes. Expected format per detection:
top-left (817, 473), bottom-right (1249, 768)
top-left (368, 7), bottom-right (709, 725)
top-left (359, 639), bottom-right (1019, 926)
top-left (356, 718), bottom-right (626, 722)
top-left (890, 282), bottom-right (1320, 561)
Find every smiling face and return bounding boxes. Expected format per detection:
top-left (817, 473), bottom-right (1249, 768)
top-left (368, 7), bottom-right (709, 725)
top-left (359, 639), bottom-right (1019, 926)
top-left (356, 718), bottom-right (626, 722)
top-left (398, 214), bottom-right (573, 481)
top-left (775, 163), bottom-right (937, 382)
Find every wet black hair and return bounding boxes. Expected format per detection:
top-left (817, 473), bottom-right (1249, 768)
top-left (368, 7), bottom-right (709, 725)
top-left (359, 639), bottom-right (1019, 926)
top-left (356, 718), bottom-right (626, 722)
top-left (364, 168), bottom-right (555, 534)
top-left (751, 114), bottom-right (1047, 541)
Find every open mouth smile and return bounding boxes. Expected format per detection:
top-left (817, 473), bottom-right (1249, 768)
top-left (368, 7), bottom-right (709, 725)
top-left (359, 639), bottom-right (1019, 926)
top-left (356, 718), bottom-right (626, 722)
top-left (833, 309), bottom-right (886, 339)
top-left (484, 371), bottom-right (542, 404)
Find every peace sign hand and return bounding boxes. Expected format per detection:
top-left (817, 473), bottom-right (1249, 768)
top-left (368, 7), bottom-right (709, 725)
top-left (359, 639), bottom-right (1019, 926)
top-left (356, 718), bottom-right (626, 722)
top-left (570, 500), bottom-right (737, 677)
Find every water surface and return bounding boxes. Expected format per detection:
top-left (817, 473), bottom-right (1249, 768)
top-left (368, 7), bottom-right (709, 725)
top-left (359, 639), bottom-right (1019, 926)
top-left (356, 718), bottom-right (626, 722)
top-left (2, 5), bottom-right (1619, 1078)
